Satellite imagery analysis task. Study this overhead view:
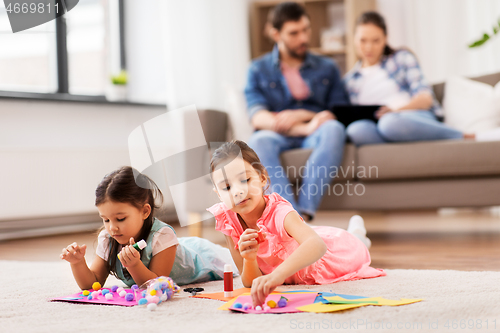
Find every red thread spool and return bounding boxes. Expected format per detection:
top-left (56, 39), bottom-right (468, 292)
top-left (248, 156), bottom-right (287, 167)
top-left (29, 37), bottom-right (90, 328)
top-left (256, 231), bottom-right (265, 244)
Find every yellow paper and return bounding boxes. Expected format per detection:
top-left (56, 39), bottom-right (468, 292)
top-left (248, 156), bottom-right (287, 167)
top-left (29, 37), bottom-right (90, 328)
top-left (218, 296), bottom-right (239, 310)
top-left (324, 296), bottom-right (423, 306)
top-left (297, 302), bottom-right (366, 313)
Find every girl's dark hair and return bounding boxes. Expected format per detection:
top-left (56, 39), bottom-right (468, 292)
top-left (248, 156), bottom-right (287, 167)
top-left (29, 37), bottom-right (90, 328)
top-left (356, 11), bottom-right (395, 56)
top-left (210, 140), bottom-right (270, 193)
top-left (95, 166), bottom-right (163, 279)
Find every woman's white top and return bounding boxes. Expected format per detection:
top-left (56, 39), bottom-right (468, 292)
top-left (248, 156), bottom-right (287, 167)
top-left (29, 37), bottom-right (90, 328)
top-left (357, 63), bottom-right (411, 110)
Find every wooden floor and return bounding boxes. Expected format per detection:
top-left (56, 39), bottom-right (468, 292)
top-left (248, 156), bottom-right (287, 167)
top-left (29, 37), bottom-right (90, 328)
top-left (1, 209), bottom-right (499, 271)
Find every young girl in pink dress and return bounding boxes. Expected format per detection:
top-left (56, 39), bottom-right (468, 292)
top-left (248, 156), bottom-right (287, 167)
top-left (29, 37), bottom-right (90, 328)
top-left (207, 140), bottom-right (385, 306)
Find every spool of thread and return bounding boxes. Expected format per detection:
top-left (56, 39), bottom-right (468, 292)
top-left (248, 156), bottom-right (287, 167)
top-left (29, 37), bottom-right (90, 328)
top-left (117, 239), bottom-right (147, 260)
top-left (256, 231), bottom-right (265, 244)
top-left (223, 264), bottom-right (233, 298)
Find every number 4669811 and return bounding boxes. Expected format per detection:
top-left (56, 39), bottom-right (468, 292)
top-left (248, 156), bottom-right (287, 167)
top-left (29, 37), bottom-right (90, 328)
top-left (5, 2), bottom-right (59, 14)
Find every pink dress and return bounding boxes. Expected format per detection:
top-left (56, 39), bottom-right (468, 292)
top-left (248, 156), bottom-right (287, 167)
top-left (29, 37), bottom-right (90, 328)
top-left (207, 193), bottom-right (386, 285)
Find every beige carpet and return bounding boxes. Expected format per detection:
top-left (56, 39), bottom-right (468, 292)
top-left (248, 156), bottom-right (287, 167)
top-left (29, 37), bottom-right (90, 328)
top-left (1, 260), bottom-right (499, 333)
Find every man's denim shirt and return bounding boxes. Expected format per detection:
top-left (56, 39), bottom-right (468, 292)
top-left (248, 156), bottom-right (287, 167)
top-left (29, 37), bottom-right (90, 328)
top-left (244, 45), bottom-right (350, 121)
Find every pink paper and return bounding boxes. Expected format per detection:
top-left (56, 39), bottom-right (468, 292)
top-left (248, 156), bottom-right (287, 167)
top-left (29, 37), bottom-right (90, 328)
top-left (51, 288), bottom-right (140, 307)
top-left (229, 293), bottom-right (318, 314)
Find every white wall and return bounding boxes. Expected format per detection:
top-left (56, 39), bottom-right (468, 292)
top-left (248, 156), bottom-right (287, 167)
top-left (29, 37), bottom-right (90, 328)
top-left (0, 100), bottom-right (167, 220)
top-left (159, 0), bottom-right (251, 111)
top-left (377, 0), bottom-right (500, 83)
top-left (124, 0), bottom-right (168, 104)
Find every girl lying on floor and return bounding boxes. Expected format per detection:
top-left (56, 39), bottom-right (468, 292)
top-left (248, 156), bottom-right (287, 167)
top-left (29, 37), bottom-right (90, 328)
top-left (207, 140), bottom-right (385, 306)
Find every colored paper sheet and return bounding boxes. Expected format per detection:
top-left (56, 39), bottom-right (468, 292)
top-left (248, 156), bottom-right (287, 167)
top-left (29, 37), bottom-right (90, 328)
top-left (228, 293), bottom-right (319, 314)
top-left (324, 296), bottom-right (423, 306)
top-left (192, 288), bottom-right (251, 302)
top-left (217, 291), bottom-right (368, 311)
top-left (317, 292), bottom-right (368, 304)
top-left (297, 302), bottom-right (366, 313)
top-left (319, 292), bottom-right (368, 299)
top-left (298, 296), bottom-right (423, 313)
top-left (328, 299), bottom-right (379, 304)
top-left (218, 295), bottom-right (240, 310)
top-left (51, 288), bottom-right (140, 307)
top-left (218, 291), bottom-right (321, 311)
top-left (279, 290), bottom-right (320, 294)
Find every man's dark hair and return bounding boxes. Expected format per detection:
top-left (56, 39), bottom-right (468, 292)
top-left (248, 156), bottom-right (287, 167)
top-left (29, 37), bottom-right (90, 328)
top-left (270, 2), bottom-right (308, 31)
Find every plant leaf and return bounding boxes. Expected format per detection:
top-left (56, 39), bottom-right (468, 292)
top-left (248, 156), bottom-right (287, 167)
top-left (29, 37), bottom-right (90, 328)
top-left (468, 33), bottom-right (490, 48)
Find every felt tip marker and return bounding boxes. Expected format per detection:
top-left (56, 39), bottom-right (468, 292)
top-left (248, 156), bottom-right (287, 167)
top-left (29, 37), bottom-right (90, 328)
top-left (224, 264), bottom-right (233, 298)
top-left (117, 239), bottom-right (147, 260)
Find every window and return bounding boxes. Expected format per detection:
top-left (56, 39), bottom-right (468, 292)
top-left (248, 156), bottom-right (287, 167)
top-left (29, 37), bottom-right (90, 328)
top-left (0, 7), bottom-right (57, 93)
top-left (0, 0), bottom-right (120, 97)
top-left (66, 0), bottom-right (106, 95)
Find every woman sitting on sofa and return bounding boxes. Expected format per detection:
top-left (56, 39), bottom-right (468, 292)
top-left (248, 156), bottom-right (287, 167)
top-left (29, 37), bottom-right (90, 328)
top-left (343, 11), bottom-right (481, 145)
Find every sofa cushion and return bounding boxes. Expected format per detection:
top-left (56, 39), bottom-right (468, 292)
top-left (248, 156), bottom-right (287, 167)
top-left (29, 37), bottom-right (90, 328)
top-left (280, 144), bottom-right (356, 183)
top-left (357, 140), bottom-right (500, 181)
top-left (443, 76), bottom-right (500, 132)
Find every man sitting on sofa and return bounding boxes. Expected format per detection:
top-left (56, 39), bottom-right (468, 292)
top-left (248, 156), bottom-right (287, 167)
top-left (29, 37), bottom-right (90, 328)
top-left (245, 2), bottom-right (349, 221)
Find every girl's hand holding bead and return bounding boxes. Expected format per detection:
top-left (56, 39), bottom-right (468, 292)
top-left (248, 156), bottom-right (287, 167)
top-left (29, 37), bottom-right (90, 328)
top-left (118, 238), bottom-right (141, 268)
top-left (250, 272), bottom-right (285, 307)
top-left (60, 242), bottom-right (87, 264)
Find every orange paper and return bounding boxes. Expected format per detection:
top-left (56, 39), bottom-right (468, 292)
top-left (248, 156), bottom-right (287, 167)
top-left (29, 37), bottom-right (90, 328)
top-left (192, 288), bottom-right (251, 302)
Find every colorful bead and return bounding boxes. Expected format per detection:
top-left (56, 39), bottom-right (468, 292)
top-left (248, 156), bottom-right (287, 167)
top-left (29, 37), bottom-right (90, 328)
top-left (105, 293), bottom-right (113, 300)
top-left (87, 295), bottom-right (92, 300)
top-left (138, 298), bottom-right (148, 305)
top-left (119, 290), bottom-right (127, 297)
top-left (267, 300), bottom-right (277, 308)
top-left (92, 282), bottom-right (101, 291)
top-left (125, 293), bottom-right (134, 301)
top-left (278, 296), bottom-right (288, 308)
top-left (82, 290), bottom-right (90, 296)
top-left (242, 303), bottom-right (252, 310)
top-left (233, 303), bottom-right (243, 309)
top-left (150, 289), bottom-right (157, 296)
top-left (111, 285), bottom-right (119, 292)
top-left (102, 289), bottom-right (109, 295)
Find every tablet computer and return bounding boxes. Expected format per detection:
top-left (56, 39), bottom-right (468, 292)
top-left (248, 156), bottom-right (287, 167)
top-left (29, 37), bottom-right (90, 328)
top-left (331, 105), bottom-right (382, 127)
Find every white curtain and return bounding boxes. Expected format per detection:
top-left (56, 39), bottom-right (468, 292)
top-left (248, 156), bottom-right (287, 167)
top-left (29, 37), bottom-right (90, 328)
top-left (159, 0), bottom-right (251, 111)
top-left (377, 0), bottom-right (500, 83)
top-left (124, 0), bottom-right (168, 104)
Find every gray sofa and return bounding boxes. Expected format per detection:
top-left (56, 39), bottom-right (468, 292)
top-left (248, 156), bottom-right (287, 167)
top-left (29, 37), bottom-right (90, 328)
top-left (189, 72), bottom-right (500, 230)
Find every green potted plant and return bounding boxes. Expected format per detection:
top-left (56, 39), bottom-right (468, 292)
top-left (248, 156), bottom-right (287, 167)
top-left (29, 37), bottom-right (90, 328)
top-left (106, 70), bottom-right (128, 101)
